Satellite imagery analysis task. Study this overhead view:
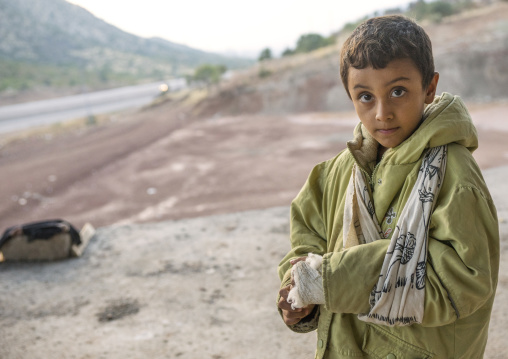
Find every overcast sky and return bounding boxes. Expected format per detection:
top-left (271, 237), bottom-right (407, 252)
top-left (66, 0), bottom-right (413, 57)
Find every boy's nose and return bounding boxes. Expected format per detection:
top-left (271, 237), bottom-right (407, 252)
top-left (375, 101), bottom-right (394, 122)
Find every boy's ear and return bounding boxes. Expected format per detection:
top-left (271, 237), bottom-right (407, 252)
top-left (425, 72), bottom-right (440, 104)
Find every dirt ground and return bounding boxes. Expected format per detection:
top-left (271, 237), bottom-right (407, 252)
top-left (0, 101), bottom-right (507, 358)
top-left (1, 101), bottom-right (507, 231)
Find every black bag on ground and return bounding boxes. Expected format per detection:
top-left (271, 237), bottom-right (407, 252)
top-left (0, 219), bottom-right (82, 261)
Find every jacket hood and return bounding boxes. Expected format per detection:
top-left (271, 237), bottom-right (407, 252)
top-left (347, 92), bottom-right (478, 170)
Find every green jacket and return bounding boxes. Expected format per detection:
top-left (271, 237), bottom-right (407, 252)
top-left (278, 93), bottom-right (499, 358)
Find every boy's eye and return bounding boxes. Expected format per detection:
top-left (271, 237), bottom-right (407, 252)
top-left (391, 88), bottom-right (406, 98)
top-left (359, 93), bottom-right (373, 103)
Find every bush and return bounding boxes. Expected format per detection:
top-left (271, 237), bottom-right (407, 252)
top-left (281, 33), bottom-right (336, 58)
top-left (429, 1), bottom-right (455, 18)
top-left (258, 68), bottom-right (272, 78)
top-left (281, 48), bottom-right (294, 57)
top-left (258, 48), bottom-right (272, 62)
top-left (295, 33), bottom-right (334, 53)
top-left (408, 0), bottom-right (456, 21)
top-left (383, 7), bottom-right (403, 15)
top-left (339, 16), bottom-right (369, 35)
top-left (191, 64), bottom-right (227, 86)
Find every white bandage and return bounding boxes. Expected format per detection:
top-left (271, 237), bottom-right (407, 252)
top-left (287, 253), bottom-right (325, 309)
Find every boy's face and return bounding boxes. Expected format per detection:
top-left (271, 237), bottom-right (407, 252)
top-left (347, 58), bottom-right (439, 153)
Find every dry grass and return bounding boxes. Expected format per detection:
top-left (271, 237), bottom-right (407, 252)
top-left (0, 113), bottom-right (114, 147)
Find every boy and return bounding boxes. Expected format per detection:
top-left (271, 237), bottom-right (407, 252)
top-left (277, 15), bottom-right (499, 358)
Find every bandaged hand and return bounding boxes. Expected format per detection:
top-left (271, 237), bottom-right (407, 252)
top-left (287, 253), bottom-right (325, 309)
top-left (278, 285), bottom-right (315, 326)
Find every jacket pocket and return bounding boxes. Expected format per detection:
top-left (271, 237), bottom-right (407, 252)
top-left (362, 325), bottom-right (434, 359)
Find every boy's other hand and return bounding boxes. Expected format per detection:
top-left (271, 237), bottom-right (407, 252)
top-left (278, 285), bottom-right (315, 325)
top-left (290, 256), bottom-right (307, 266)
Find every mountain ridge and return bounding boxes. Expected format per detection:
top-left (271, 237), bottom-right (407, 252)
top-left (0, 0), bottom-right (253, 98)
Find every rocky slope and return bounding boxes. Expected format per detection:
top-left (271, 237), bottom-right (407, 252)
top-left (180, 2), bottom-right (508, 119)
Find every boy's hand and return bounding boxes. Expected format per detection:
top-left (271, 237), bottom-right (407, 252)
top-left (289, 256), bottom-right (307, 266)
top-left (278, 257), bottom-right (315, 325)
top-left (278, 285), bottom-right (315, 325)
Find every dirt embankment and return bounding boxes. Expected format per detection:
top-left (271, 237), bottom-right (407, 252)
top-left (184, 2), bottom-right (508, 121)
top-left (1, 98), bottom-right (508, 233)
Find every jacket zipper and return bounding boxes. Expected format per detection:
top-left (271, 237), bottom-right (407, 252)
top-left (358, 156), bottom-right (384, 190)
top-left (351, 146), bottom-right (390, 190)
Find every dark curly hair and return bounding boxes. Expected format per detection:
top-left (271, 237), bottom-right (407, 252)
top-left (340, 15), bottom-right (435, 98)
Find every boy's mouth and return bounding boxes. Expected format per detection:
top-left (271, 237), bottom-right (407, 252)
top-left (377, 127), bottom-right (399, 135)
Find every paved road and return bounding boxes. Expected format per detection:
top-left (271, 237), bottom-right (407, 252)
top-left (0, 79), bottom-right (186, 134)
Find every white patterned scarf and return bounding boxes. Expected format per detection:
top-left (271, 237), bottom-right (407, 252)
top-left (343, 145), bottom-right (447, 326)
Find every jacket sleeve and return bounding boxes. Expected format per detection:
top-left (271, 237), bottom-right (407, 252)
top-left (421, 184), bottom-right (499, 326)
top-left (287, 155), bottom-right (393, 316)
top-left (277, 161), bottom-right (329, 332)
top-left (322, 239), bottom-right (390, 314)
top-left (278, 161), bottom-right (329, 283)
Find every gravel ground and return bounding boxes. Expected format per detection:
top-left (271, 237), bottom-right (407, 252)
top-left (0, 165), bottom-right (506, 358)
top-left (0, 102), bottom-right (507, 358)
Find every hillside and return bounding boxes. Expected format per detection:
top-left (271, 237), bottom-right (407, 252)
top-left (0, 0), bottom-right (253, 100)
top-left (168, 1), bottom-right (508, 119)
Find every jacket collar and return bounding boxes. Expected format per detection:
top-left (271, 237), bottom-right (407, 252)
top-left (346, 93), bottom-right (478, 173)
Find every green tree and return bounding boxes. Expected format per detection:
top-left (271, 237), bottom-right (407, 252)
top-left (192, 64), bottom-right (227, 87)
top-left (99, 64), bottom-right (111, 83)
top-left (341, 16), bottom-right (369, 34)
top-left (294, 33), bottom-right (335, 53)
top-left (428, 1), bottom-right (455, 18)
top-left (258, 48), bottom-right (272, 61)
top-left (281, 48), bottom-right (294, 57)
top-left (408, 0), bottom-right (455, 21)
top-left (408, 0), bottom-right (428, 20)
top-left (383, 7), bottom-right (403, 15)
